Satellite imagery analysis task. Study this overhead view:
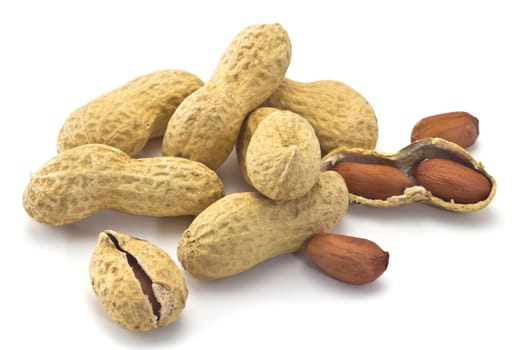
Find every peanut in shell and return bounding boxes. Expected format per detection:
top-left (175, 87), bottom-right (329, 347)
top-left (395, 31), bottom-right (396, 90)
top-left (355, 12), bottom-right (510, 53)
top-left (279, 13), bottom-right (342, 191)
top-left (177, 171), bottom-right (349, 279)
top-left (322, 138), bottom-right (496, 212)
top-left (57, 69), bottom-right (203, 155)
top-left (266, 78), bottom-right (378, 153)
top-left (162, 23), bottom-right (292, 170)
top-left (238, 107), bottom-right (321, 200)
top-left (23, 144), bottom-right (225, 225)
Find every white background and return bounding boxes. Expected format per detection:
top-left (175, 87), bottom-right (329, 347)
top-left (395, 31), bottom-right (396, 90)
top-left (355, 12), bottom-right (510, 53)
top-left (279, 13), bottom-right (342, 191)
top-left (2, 1), bottom-right (523, 349)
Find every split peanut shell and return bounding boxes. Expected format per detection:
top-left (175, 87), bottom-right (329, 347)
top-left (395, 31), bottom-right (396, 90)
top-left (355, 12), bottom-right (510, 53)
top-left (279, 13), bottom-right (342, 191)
top-left (89, 230), bottom-right (188, 331)
top-left (321, 138), bottom-right (496, 212)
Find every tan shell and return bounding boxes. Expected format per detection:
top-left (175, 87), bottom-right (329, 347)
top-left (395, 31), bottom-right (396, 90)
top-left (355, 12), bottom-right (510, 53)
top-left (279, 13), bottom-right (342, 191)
top-left (23, 144), bottom-right (225, 225)
top-left (321, 138), bottom-right (496, 212)
top-left (57, 69), bottom-right (203, 155)
top-left (240, 108), bottom-right (321, 200)
top-left (162, 23), bottom-right (292, 170)
top-left (266, 78), bottom-right (378, 153)
top-left (177, 171), bottom-right (349, 279)
top-left (89, 230), bottom-right (188, 332)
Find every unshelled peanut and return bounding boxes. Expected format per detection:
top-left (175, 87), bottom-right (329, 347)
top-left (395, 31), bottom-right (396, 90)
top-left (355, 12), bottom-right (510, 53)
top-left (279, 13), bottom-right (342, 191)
top-left (239, 107), bottom-right (321, 200)
top-left (266, 78), bottom-right (378, 152)
top-left (162, 23), bottom-right (292, 170)
top-left (57, 69), bottom-right (203, 155)
top-left (177, 171), bottom-right (348, 279)
top-left (23, 144), bottom-right (224, 225)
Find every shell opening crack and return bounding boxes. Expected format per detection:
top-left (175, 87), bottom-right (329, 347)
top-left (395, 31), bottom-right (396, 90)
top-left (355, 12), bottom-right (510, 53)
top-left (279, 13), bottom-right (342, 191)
top-left (105, 232), bottom-right (161, 321)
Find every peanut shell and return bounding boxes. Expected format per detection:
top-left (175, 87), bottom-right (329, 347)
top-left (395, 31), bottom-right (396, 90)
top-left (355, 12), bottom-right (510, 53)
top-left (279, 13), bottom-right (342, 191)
top-left (89, 230), bottom-right (188, 331)
top-left (177, 171), bottom-right (349, 279)
top-left (57, 69), bottom-right (203, 155)
top-left (322, 138), bottom-right (496, 212)
top-left (23, 144), bottom-right (225, 225)
top-left (162, 23), bottom-right (292, 170)
top-left (266, 78), bottom-right (378, 153)
top-left (239, 107), bottom-right (321, 200)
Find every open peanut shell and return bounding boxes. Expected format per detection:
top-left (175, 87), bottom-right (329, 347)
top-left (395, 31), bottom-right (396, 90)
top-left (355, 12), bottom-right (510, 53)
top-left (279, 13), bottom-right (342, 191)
top-left (321, 138), bottom-right (496, 213)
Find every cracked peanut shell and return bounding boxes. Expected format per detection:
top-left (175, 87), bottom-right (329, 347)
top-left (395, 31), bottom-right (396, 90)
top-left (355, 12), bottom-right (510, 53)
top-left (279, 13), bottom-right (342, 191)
top-left (89, 230), bottom-right (188, 331)
top-left (321, 138), bottom-right (496, 212)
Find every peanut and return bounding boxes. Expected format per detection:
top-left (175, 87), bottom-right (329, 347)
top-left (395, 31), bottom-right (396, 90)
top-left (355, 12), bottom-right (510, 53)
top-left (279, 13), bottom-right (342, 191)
top-left (238, 107), bottom-right (321, 200)
top-left (410, 111), bottom-right (479, 148)
top-left (89, 230), bottom-right (188, 331)
top-left (322, 138), bottom-right (496, 212)
top-left (332, 161), bottom-right (414, 200)
top-left (305, 233), bottom-right (389, 285)
top-left (177, 171), bottom-right (348, 279)
top-left (57, 69), bottom-right (203, 155)
top-left (412, 158), bottom-right (491, 204)
top-left (162, 23), bottom-right (292, 170)
top-left (23, 144), bottom-right (224, 225)
top-left (266, 78), bottom-right (378, 153)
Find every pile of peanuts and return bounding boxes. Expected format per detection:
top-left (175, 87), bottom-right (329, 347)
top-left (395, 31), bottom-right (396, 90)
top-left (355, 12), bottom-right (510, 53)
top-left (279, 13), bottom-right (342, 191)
top-left (22, 23), bottom-right (496, 332)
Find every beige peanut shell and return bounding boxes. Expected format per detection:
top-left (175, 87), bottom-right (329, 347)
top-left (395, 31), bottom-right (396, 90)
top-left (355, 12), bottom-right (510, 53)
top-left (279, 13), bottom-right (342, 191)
top-left (162, 23), bottom-right (292, 170)
top-left (57, 69), bottom-right (203, 155)
top-left (321, 138), bottom-right (496, 212)
top-left (89, 230), bottom-right (188, 332)
top-left (23, 144), bottom-right (225, 225)
top-left (265, 78), bottom-right (378, 153)
top-left (239, 107), bottom-right (321, 200)
top-left (177, 170), bottom-right (349, 279)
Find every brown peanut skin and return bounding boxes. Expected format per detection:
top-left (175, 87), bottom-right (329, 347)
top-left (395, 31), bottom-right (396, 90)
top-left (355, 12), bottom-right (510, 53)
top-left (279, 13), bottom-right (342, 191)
top-left (412, 158), bottom-right (491, 204)
top-left (23, 144), bottom-right (225, 225)
top-left (333, 161), bottom-right (414, 200)
top-left (57, 70), bottom-right (203, 155)
top-left (305, 233), bottom-right (389, 285)
top-left (162, 23), bottom-right (292, 170)
top-left (266, 78), bottom-right (378, 153)
top-left (177, 171), bottom-right (349, 280)
top-left (410, 111), bottom-right (479, 148)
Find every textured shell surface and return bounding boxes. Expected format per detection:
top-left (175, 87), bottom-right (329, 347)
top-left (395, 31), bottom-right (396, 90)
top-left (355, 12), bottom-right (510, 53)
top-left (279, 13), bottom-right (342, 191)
top-left (23, 144), bottom-right (225, 225)
top-left (89, 230), bottom-right (188, 331)
top-left (321, 138), bottom-right (496, 212)
top-left (162, 23), bottom-right (292, 170)
top-left (177, 170), bottom-right (348, 279)
top-left (245, 109), bottom-right (321, 200)
top-left (236, 107), bottom-right (277, 183)
top-left (266, 78), bottom-right (378, 153)
top-left (57, 69), bottom-right (203, 155)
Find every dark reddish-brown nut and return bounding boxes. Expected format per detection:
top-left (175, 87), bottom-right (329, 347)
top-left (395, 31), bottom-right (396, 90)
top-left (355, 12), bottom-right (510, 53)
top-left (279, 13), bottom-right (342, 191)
top-left (412, 158), bottom-right (491, 204)
top-left (410, 111), bottom-right (479, 148)
top-left (305, 233), bottom-right (389, 285)
top-left (332, 161), bottom-right (414, 200)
